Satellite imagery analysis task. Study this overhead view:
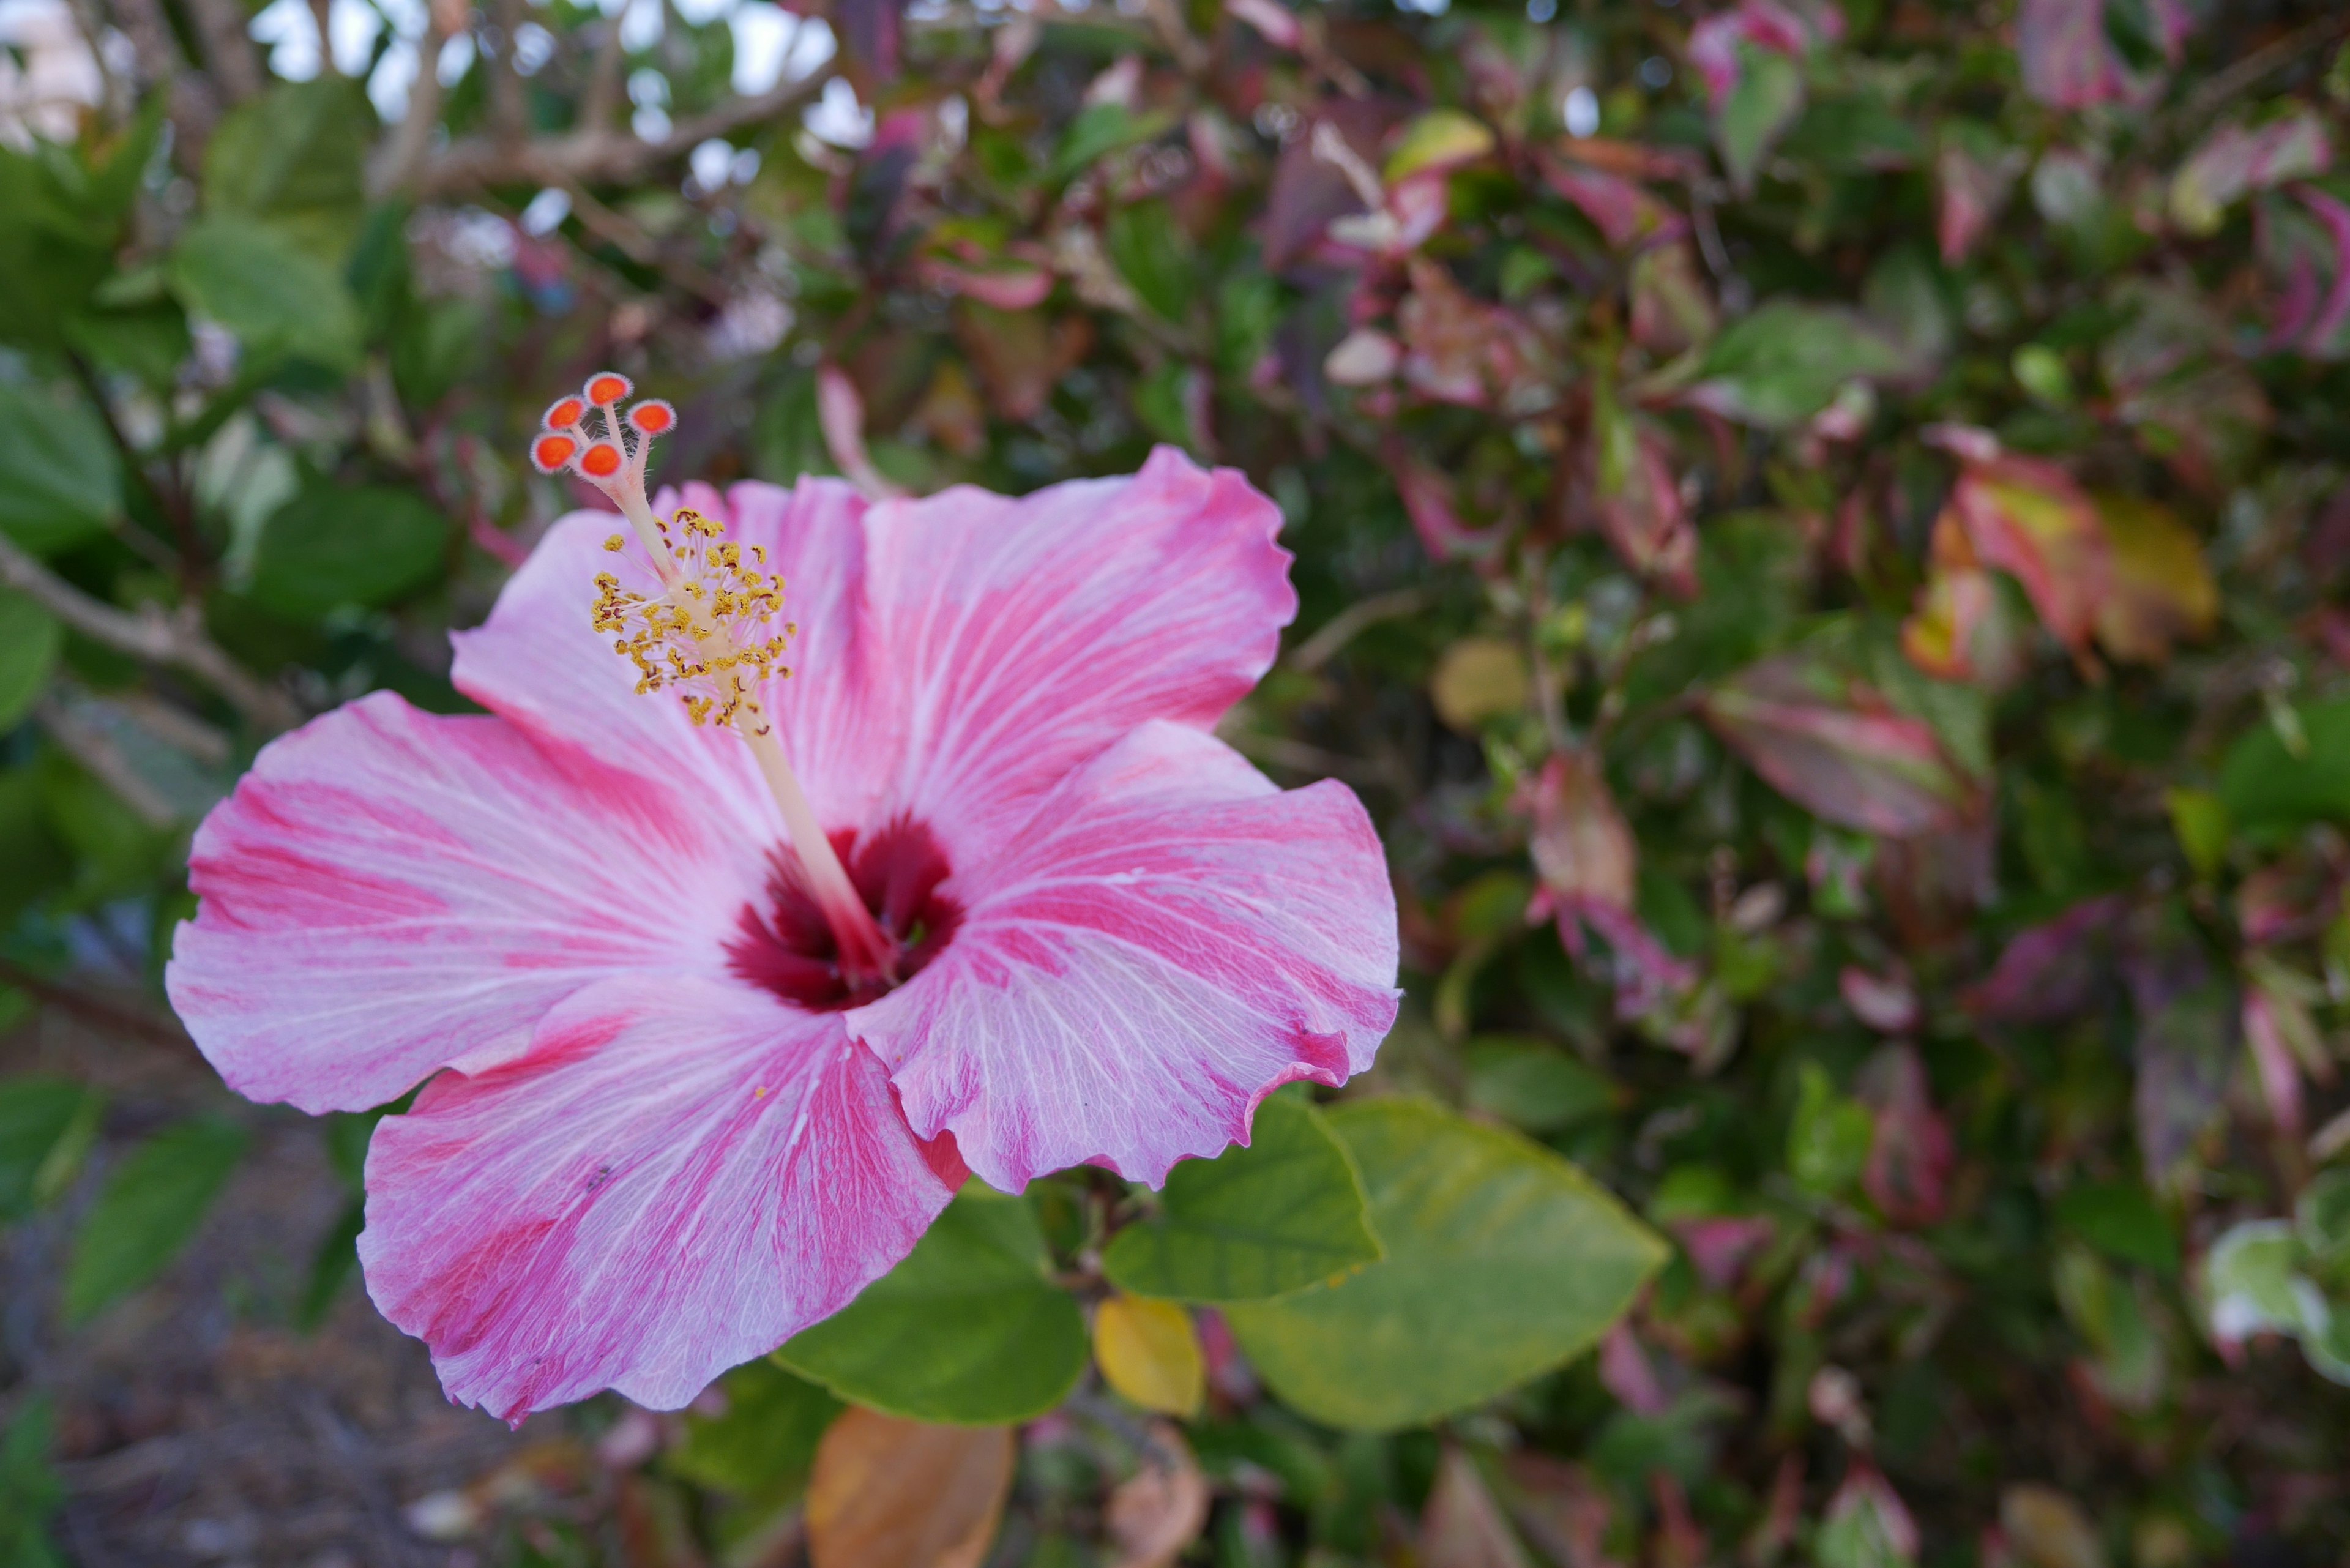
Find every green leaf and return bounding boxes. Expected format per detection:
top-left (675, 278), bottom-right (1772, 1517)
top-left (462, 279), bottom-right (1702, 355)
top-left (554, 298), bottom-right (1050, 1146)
top-left (1715, 45), bottom-right (1804, 194)
top-left (2163, 787), bottom-right (2231, 880)
top-left (666, 1360), bottom-right (841, 1498)
top-left (0, 1075), bottom-right (105, 1223)
top-left (1383, 108), bottom-right (1494, 182)
top-left (0, 380), bottom-right (122, 556)
top-left (295, 1197), bottom-right (364, 1331)
top-left (1105, 200), bottom-right (1196, 323)
top-left (62, 1117), bottom-right (248, 1323)
top-left (1224, 1097), bottom-right (1667, 1431)
top-left (2219, 696), bottom-right (2350, 838)
top-left (0, 766), bottom-right (72, 925)
top-left (0, 589), bottom-right (61, 730)
top-left (1787, 1062), bottom-right (1872, 1198)
top-left (2297, 1170), bottom-right (2350, 1264)
top-left (1101, 1089), bottom-right (1382, 1304)
top-left (775, 1187), bottom-right (1087, 1424)
top-left (2200, 1220), bottom-right (2305, 1340)
top-left (1690, 302), bottom-right (1909, 430)
top-left (1463, 1037), bottom-right (1619, 1134)
top-left (170, 217), bottom-right (364, 374)
top-left (248, 484), bottom-right (450, 620)
top-left (204, 79), bottom-right (371, 264)
top-left (1048, 104), bottom-right (1173, 184)
top-left (0, 1392), bottom-right (65, 1568)
top-left (2054, 1179), bottom-right (2180, 1275)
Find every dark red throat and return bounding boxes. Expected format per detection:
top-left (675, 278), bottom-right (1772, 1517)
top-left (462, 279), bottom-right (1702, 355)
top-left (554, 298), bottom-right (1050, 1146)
top-left (725, 816), bottom-right (962, 1010)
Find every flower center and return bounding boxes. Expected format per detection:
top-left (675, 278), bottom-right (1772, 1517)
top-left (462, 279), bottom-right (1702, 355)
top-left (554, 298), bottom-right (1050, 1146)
top-left (531, 371), bottom-right (900, 985)
top-left (725, 818), bottom-right (962, 1010)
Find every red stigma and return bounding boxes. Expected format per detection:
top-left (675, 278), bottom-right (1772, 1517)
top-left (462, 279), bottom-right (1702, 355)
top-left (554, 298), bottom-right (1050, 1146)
top-left (531, 434), bottom-right (578, 472)
top-left (543, 396), bottom-right (586, 430)
top-left (579, 442), bottom-right (624, 478)
top-left (627, 400), bottom-right (676, 436)
top-left (585, 372), bottom-right (633, 406)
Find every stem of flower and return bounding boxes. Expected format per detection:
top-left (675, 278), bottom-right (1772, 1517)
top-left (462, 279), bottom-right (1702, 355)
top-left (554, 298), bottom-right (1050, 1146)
top-left (737, 715), bottom-right (897, 982)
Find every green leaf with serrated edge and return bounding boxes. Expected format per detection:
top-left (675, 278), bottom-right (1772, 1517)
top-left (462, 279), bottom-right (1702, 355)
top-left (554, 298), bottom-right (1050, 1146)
top-left (665, 1360), bottom-right (840, 1499)
top-left (0, 589), bottom-right (61, 731)
top-left (0, 1075), bottom-right (104, 1223)
top-left (1225, 1097), bottom-right (1667, 1432)
top-left (1101, 1089), bottom-right (1381, 1304)
top-left (775, 1186), bottom-right (1086, 1425)
top-left (62, 1118), bottom-right (247, 1322)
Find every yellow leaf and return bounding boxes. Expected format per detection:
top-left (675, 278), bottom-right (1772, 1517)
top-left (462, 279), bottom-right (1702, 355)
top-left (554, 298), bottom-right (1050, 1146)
top-left (1430, 638), bottom-right (1529, 733)
top-left (1093, 1293), bottom-right (1204, 1417)
top-left (2093, 493), bottom-right (2217, 665)
top-left (1385, 109), bottom-right (1496, 183)
top-left (806, 1408), bottom-right (1014, 1568)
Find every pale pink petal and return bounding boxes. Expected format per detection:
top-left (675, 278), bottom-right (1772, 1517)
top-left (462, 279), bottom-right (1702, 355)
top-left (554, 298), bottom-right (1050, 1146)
top-left (166, 693), bottom-right (753, 1114)
top-left (449, 477), bottom-right (888, 827)
top-left (859, 447), bottom-right (1296, 849)
top-left (360, 973), bottom-right (963, 1422)
top-left (850, 721), bottom-right (1398, 1192)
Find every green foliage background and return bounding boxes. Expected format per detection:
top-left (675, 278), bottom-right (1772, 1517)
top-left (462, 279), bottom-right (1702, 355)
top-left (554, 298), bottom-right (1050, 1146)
top-left (5, 0), bottom-right (2350, 1561)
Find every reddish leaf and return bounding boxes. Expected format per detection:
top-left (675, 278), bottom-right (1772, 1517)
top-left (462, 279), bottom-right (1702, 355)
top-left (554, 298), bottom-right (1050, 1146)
top-left (1591, 406), bottom-right (1696, 598)
top-left (805, 1409), bottom-right (1014, 1568)
top-left (1704, 654), bottom-right (1975, 837)
top-left (1537, 151), bottom-right (1683, 250)
top-left (1936, 132), bottom-right (2023, 264)
top-left (1901, 512), bottom-right (2029, 689)
top-left (1498, 1455), bottom-right (1621, 1568)
top-left (1397, 259), bottom-right (1539, 409)
top-left (1384, 441), bottom-right (1505, 561)
top-left (1942, 448), bottom-right (2111, 657)
top-left (1857, 1043), bottom-right (1953, 1226)
top-left (1524, 752), bottom-right (1636, 916)
top-left (1964, 895), bottom-right (2127, 1024)
top-left (1422, 1448), bottom-right (1535, 1568)
top-left (2017, 0), bottom-right (2126, 110)
top-left (1105, 1425), bottom-right (1210, 1568)
top-left (2168, 111), bottom-right (2332, 236)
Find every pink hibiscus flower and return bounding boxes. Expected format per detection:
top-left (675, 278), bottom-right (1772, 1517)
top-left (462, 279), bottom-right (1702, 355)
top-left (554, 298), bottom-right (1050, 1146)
top-left (165, 376), bottom-right (1400, 1423)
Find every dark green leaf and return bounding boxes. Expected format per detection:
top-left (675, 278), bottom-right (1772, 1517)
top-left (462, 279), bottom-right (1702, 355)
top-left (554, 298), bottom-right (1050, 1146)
top-left (0, 1075), bottom-right (104, 1223)
top-left (248, 484), bottom-right (450, 619)
top-left (294, 1197), bottom-right (364, 1331)
top-left (1100, 1089), bottom-right (1382, 1304)
top-left (666, 1360), bottom-right (841, 1498)
top-left (0, 1392), bottom-right (65, 1568)
top-left (1463, 1037), bottom-right (1619, 1133)
top-left (1225, 1097), bottom-right (1667, 1431)
top-left (1690, 302), bottom-right (1909, 430)
top-left (0, 589), bottom-right (61, 730)
top-left (204, 79), bottom-right (371, 263)
top-left (63, 1117), bottom-right (248, 1323)
top-left (2055, 1181), bottom-right (2180, 1276)
top-left (775, 1187), bottom-right (1087, 1424)
top-left (0, 379), bottom-right (121, 555)
top-left (2220, 698), bottom-right (2350, 837)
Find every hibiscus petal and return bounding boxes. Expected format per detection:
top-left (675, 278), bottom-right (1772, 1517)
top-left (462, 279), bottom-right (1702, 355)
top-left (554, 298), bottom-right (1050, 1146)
top-left (851, 721), bottom-right (1398, 1192)
top-left (166, 692), bottom-right (752, 1114)
top-left (450, 477), bottom-right (890, 824)
top-left (861, 447), bottom-right (1297, 848)
top-left (360, 973), bottom-right (963, 1422)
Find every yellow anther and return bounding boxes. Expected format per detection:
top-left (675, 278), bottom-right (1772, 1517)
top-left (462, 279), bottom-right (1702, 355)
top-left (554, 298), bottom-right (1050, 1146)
top-left (604, 534), bottom-right (625, 552)
top-left (589, 507), bottom-right (796, 731)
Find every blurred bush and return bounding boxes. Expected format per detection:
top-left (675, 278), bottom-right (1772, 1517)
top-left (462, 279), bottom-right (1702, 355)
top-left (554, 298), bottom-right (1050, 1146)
top-left (4, 0), bottom-right (2350, 1562)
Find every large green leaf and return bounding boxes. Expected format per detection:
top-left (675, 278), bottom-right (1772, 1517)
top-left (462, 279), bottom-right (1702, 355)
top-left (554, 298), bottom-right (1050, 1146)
top-left (63, 1117), bottom-right (248, 1322)
top-left (1225, 1097), bottom-right (1667, 1432)
top-left (0, 590), bottom-right (61, 730)
top-left (1717, 44), bottom-right (1804, 194)
top-left (203, 79), bottom-right (370, 264)
top-left (0, 381), bottom-right (121, 555)
top-left (2219, 697), bottom-right (2350, 837)
top-left (0, 1075), bottom-right (104, 1223)
top-left (1101, 1089), bottom-right (1382, 1304)
top-left (248, 484), bottom-right (450, 619)
top-left (170, 217), bottom-right (364, 373)
top-left (775, 1187), bottom-right (1087, 1425)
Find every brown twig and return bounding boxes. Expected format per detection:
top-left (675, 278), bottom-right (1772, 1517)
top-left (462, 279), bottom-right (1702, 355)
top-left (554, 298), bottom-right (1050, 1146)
top-left (403, 64), bottom-right (837, 196)
top-left (0, 957), bottom-right (195, 1054)
top-left (0, 532), bottom-right (300, 734)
